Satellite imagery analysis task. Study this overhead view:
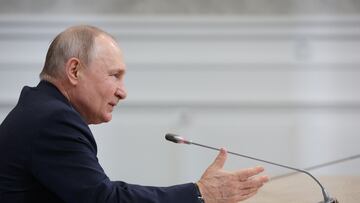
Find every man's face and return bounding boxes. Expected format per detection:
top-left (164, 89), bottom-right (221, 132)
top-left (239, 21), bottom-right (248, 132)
top-left (73, 35), bottom-right (127, 124)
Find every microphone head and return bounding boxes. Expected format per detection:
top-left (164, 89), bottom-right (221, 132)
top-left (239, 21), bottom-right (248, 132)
top-left (165, 133), bottom-right (191, 144)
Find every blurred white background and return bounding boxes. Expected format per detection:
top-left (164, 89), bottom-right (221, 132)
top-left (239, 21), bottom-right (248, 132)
top-left (0, 0), bottom-right (359, 187)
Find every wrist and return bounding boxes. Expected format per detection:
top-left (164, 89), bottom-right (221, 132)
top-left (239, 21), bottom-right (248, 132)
top-left (194, 182), bottom-right (205, 203)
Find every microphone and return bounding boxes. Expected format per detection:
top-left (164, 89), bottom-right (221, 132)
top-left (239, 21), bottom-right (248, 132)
top-left (165, 133), bottom-right (338, 203)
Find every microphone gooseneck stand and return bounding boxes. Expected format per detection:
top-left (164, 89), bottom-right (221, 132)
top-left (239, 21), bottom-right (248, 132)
top-left (165, 133), bottom-right (338, 203)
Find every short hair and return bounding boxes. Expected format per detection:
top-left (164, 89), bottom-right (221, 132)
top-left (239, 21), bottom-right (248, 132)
top-left (39, 25), bottom-right (116, 80)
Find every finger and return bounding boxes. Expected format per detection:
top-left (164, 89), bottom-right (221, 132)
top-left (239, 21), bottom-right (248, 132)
top-left (259, 175), bottom-right (269, 184)
top-left (229, 187), bottom-right (259, 202)
top-left (239, 176), bottom-right (268, 189)
top-left (236, 189), bottom-right (258, 201)
top-left (216, 184), bottom-right (258, 203)
top-left (208, 148), bottom-right (227, 170)
top-left (235, 166), bottom-right (264, 180)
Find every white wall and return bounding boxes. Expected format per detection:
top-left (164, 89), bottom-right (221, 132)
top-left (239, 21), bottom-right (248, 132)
top-left (1, 0), bottom-right (360, 15)
top-left (0, 15), bottom-right (359, 186)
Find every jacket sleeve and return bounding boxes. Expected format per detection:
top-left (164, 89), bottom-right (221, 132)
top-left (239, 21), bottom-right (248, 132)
top-left (30, 109), bottom-right (200, 203)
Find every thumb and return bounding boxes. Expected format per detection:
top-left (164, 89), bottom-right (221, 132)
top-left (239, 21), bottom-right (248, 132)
top-left (208, 148), bottom-right (227, 170)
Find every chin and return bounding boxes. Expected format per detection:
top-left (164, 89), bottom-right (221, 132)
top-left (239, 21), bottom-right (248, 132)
top-left (102, 114), bottom-right (112, 123)
top-left (88, 114), bottom-right (112, 125)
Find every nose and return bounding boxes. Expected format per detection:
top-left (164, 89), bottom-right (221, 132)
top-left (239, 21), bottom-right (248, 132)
top-left (115, 86), bottom-right (127, 100)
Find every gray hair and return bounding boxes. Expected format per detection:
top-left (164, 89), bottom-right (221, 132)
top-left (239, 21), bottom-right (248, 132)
top-left (39, 25), bottom-right (116, 80)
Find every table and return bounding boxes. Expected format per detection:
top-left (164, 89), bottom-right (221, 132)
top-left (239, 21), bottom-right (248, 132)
top-left (244, 175), bottom-right (360, 203)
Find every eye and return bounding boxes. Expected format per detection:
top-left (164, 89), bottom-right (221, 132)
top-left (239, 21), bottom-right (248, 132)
top-left (110, 73), bottom-right (120, 78)
top-left (109, 70), bottom-right (125, 79)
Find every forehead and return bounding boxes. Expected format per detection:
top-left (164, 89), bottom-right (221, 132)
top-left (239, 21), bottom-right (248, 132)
top-left (92, 35), bottom-right (126, 71)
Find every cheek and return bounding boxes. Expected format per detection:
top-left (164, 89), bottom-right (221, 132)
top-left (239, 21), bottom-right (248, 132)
top-left (100, 81), bottom-right (117, 98)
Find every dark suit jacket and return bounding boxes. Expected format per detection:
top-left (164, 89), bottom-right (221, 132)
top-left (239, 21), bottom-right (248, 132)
top-left (0, 81), bottom-right (200, 203)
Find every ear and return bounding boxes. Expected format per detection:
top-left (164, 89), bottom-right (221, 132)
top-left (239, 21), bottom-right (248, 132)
top-left (64, 57), bottom-right (81, 85)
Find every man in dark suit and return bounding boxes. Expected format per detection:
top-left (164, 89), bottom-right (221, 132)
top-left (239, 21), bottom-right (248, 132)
top-left (0, 25), bottom-right (268, 203)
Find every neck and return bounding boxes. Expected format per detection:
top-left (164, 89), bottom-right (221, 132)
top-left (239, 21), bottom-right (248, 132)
top-left (43, 77), bottom-right (72, 103)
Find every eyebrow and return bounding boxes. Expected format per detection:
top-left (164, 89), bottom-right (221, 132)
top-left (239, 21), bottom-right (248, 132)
top-left (110, 68), bottom-right (126, 74)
